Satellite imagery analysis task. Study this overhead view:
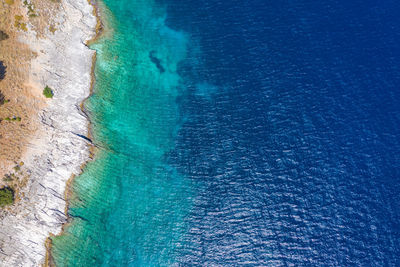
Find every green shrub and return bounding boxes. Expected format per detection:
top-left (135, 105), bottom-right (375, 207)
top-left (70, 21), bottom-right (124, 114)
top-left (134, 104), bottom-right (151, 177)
top-left (43, 86), bottom-right (54, 98)
top-left (11, 116), bottom-right (21, 121)
top-left (0, 187), bottom-right (14, 207)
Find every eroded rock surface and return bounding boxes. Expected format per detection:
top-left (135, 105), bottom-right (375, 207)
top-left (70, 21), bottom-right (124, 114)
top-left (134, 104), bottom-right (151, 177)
top-left (0, 0), bottom-right (96, 266)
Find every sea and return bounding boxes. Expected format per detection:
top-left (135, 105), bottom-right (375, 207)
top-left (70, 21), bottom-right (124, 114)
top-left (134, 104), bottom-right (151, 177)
top-left (51, 0), bottom-right (400, 266)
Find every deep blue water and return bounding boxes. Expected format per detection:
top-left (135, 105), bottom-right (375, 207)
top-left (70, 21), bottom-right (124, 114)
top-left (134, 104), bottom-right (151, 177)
top-left (53, 0), bottom-right (400, 265)
top-left (164, 0), bottom-right (400, 265)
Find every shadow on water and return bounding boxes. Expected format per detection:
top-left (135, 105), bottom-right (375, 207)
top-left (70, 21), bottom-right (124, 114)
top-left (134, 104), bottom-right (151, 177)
top-left (0, 61), bottom-right (6, 81)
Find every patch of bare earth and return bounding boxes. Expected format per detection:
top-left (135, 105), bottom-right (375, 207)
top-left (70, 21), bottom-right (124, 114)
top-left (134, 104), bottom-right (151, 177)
top-left (0, 0), bottom-right (60, 190)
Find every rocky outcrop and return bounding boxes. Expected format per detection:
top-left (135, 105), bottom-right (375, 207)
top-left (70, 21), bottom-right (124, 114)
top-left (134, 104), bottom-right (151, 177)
top-left (0, 0), bottom-right (96, 266)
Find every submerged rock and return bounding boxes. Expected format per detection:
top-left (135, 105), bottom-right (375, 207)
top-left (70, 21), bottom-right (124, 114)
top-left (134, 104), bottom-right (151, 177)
top-left (149, 50), bottom-right (165, 73)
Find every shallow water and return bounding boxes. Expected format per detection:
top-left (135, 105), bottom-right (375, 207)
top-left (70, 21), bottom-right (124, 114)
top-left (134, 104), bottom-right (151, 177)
top-left (52, 1), bottom-right (194, 265)
top-left (52, 0), bottom-right (400, 265)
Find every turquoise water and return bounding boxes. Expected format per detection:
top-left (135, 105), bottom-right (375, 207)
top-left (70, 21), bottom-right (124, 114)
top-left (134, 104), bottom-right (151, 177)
top-left (51, 1), bottom-right (194, 265)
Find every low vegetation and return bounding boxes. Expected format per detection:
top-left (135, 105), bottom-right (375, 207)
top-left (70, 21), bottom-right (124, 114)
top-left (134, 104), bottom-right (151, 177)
top-left (3, 173), bottom-right (15, 182)
top-left (3, 116), bottom-right (21, 122)
top-left (0, 30), bottom-right (9, 41)
top-left (2, 163), bottom-right (26, 205)
top-left (14, 15), bottom-right (28, 32)
top-left (0, 91), bottom-right (5, 105)
top-left (49, 25), bottom-right (57, 34)
top-left (23, 0), bottom-right (38, 18)
top-left (0, 187), bottom-right (14, 207)
top-left (43, 86), bottom-right (54, 98)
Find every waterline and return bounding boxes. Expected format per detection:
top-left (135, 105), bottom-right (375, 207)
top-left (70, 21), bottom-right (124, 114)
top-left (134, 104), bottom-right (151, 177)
top-left (51, 0), bottom-right (194, 265)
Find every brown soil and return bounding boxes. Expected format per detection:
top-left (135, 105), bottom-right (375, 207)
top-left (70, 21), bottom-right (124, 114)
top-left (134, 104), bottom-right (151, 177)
top-left (0, 0), bottom-right (60, 181)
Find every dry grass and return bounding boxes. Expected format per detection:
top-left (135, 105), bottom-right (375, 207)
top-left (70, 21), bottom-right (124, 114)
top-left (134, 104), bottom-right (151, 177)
top-left (4, 0), bottom-right (14, 5)
top-left (0, 0), bottom-right (60, 178)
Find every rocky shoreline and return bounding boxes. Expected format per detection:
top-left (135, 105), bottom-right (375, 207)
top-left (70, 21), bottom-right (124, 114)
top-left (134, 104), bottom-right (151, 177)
top-left (0, 0), bottom-right (96, 265)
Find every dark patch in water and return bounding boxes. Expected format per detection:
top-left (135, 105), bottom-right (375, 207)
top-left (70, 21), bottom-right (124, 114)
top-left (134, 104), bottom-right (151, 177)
top-left (149, 50), bottom-right (165, 73)
top-left (0, 61), bottom-right (6, 81)
top-left (0, 31), bottom-right (8, 41)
